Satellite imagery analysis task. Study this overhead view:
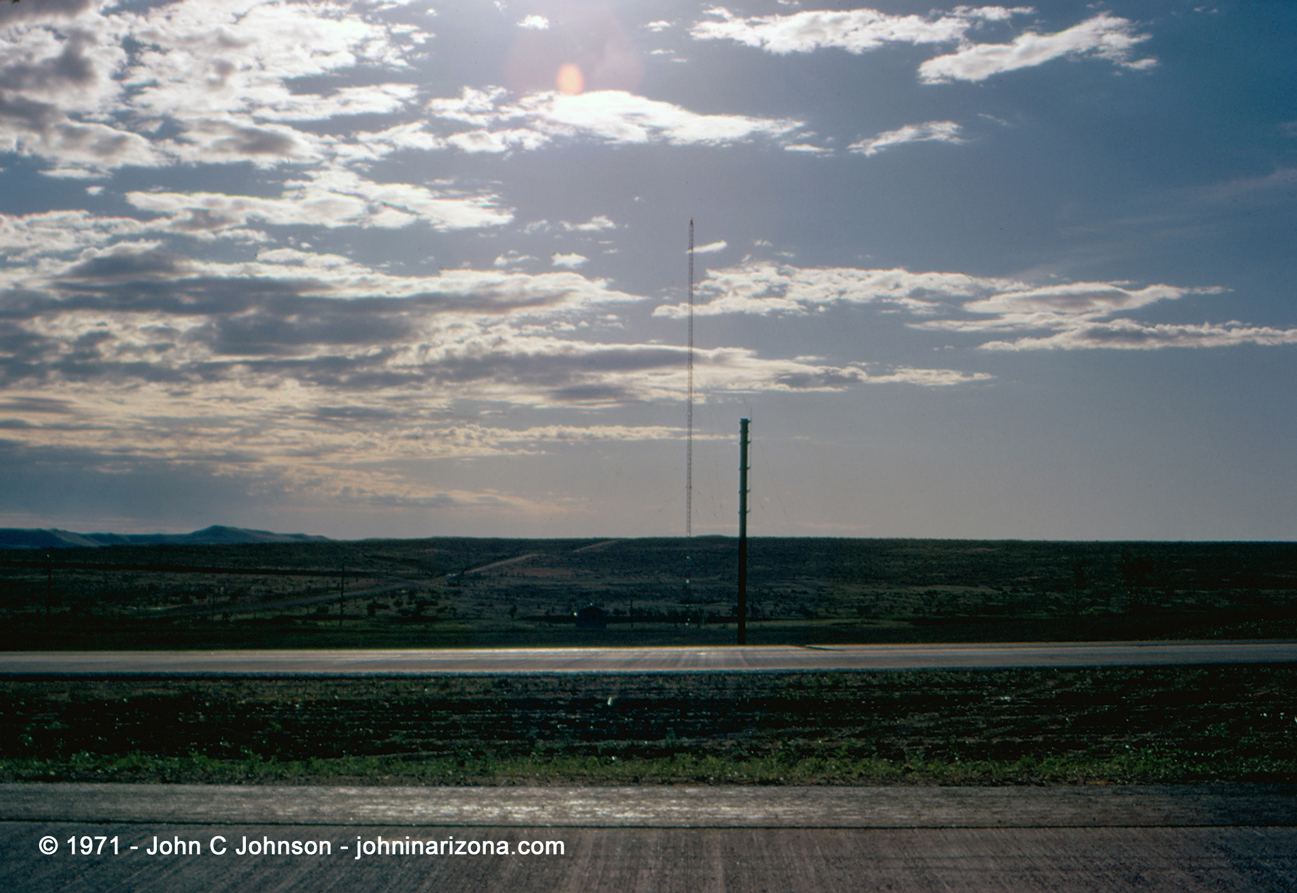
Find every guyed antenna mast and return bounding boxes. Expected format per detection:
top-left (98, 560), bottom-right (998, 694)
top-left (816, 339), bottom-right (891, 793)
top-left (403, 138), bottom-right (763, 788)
top-left (685, 219), bottom-right (694, 593)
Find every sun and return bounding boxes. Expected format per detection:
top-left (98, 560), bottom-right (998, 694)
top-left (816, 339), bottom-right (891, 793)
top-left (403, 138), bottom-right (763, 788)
top-left (556, 63), bottom-right (584, 95)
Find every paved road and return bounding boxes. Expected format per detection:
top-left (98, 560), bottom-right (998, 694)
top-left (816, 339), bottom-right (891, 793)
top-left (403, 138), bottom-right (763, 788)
top-left (2, 785), bottom-right (1294, 892)
top-left (1, 640), bottom-right (1295, 676)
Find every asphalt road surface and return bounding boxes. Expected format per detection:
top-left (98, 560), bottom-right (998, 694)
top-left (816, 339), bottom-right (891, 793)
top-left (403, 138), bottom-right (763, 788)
top-left (2, 784), bottom-right (1294, 892)
top-left (1, 640), bottom-right (1295, 676)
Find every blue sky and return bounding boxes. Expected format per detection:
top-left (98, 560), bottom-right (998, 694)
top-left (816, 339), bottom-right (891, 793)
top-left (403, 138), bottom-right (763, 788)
top-left (1, 0), bottom-right (1295, 539)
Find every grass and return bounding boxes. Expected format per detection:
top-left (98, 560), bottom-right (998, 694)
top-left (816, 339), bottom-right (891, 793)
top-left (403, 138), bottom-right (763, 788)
top-left (3, 666), bottom-right (1295, 785)
top-left (5, 751), bottom-right (1295, 786)
top-left (4, 536), bottom-right (1296, 649)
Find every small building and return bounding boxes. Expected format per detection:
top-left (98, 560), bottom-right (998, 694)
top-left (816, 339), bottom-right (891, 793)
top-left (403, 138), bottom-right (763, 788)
top-left (574, 605), bottom-right (607, 630)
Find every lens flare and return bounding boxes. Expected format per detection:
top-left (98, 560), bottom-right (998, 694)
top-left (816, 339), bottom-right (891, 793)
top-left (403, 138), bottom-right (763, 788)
top-left (556, 63), bottom-right (584, 95)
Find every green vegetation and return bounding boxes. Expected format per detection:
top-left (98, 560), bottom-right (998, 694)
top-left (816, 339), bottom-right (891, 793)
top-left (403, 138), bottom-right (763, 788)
top-left (3, 667), bottom-right (1294, 785)
top-left (2, 537), bottom-right (1296, 649)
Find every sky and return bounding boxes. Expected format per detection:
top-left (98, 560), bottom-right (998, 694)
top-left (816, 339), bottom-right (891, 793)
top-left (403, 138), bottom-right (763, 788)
top-left (1, 0), bottom-right (1295, 540)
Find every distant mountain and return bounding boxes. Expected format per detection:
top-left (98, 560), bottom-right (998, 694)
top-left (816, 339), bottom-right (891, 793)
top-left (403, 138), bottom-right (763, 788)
top-left (167, 525), bottom-right (331, 545)
top-left (0, 525), bottom-right (329, 549)
top-left (0, 529), bottom-right (104, 550)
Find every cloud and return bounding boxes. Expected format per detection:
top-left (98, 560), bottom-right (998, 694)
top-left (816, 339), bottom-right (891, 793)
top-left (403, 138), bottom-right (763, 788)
top-left (0, 396), bottom-right (75, 415)
top-left (860, 366), bottom-right (992, 386)
top-left (121, 1), bottom-right (417, 120)
top-left (849, 121), bottom-right (965, 157)
top-left (2, 210), bottom-right (1029, 532)
top-left (918, 14), bottom-right (1156, 83)
top-left (56, 251), bottom-right (578, 312)
top-left (691, 8), bottom-right (1156, 85)
top-left (563, 215), bottom-right (616, 232)
top-left (653, 261), bottom-right (1014, 318)
top-left (493, 250), bottom-right (536, 268)
top-left (428, 87), bottom-right (802, 152)
top-left (0, 13), bottom-right (127, 115)
top-left (0, 0), bottom-right (428, 175)
top-left (1, 237), bottom-right (1001, 461)
top-left (0, 54), bottom-right (169, 177)
top-left (167, 119), bottom-right (322, 167)
top-left (962, 282), bottom-right (1199, 320)
top-left (651, 260), bottom-right (1297, 352)
top-left (911, 281), bottom-right (1297, 351)
top-left (978, 321), bottom-right (1297, 351)
top-left (518, 15), bottom-right (549, 31)
top-left (125, 169), bottom-right (512, 233)
top-left (0, 210), bottom-right (151, 261)
top-left (524, 216), bottom-right (619, 235)
top-left (551, 253), bottom-right (587, 268)
top-left (690, 5), bottom-right (1028, 55)
top-left (0, 0), bottom-right (97, 26)
top-left (905, 279), bottom-right (1297, 351)
top-left (0, 412), bottom-right (688, 530)
top-left (913, 281), bottom-right (1228, 340)
top-left (772, 363), bottom-right (991, 389)
top-left (691, 240), bottom-right (728, 255)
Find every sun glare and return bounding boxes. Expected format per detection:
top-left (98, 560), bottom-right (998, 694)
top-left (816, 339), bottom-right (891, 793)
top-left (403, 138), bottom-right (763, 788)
top-left (556, 63), bottom-right (585, 95)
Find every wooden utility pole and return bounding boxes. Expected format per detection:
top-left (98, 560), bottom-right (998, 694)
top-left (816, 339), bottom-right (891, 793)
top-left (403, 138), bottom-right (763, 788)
top-left (338, 565), bottom-right (345, 626)
top-left (738, 418), bottom-right (749, 645)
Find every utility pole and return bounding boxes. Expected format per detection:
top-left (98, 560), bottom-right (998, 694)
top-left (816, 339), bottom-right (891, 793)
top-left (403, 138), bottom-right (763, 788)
top-left (738, 418), bottom-right (750, 645)
top-left (337, 565), bottom-right (345, 627)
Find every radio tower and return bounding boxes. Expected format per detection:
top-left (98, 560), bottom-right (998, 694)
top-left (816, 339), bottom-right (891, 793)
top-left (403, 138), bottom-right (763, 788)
top-left (685, 219), bottom-right (694, 595)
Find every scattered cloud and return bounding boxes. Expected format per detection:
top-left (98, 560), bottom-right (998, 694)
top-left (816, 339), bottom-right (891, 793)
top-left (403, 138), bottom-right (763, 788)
top-left (960, 282), bottom-right (1205, 322)
top-left (690, 5), bottom-right (1027, 55)
top-left (849, 121), bottom-right (964, 156)
top-left (913, 279), bottom-right (1297, 351)
top-left (563, 215), bottom-right (616, 232)
top-left (551, 252), bottom-right (587, 268)
top-left (652, 260), bottom-right (1293, 352)
top-left (691, 7), bottom-right (1156, 85)
top-left (3, 226), bottom-right (1018, 528)
top-left (0, 210), bottom-right (150, 261)
top-left (428, 87), bottom-right (802, 152)
top-left (976, 321), bottom-right (1297, 351)
top-left (918, 14), bottom-right (1156, 83)
top-left (653, 261), bottom-right (1014, 318)
top-left (691, 240), bottom-right (728, 255)
top-left (493, 250), bottom-right (536, 268)
top-left (0, 0), bottom-right (428, 176)
top-left (770, 362), bottom-right (991, 389)
top-left (0, 0), bottom-right (98, 27)
top-left (120, 1), bottom-right (418, 121)
top-left (125, 170), bottom-right (513, 233)
top-left (910, 281), bottom-right (1286, 350)
top-left (860, 366), bottom-right (992, 386)
top-left (518, 15), bottom-right (549, 30)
